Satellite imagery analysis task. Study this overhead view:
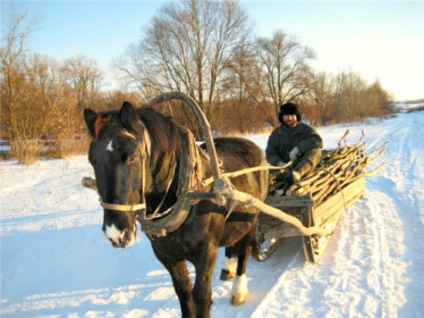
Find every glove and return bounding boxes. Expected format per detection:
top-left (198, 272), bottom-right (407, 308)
top-left (276, 160), bottom-right (286, 167)
top-left (289, 146), bottom-right (300, 162)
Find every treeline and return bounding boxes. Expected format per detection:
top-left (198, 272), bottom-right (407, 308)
top-left (1, 1), bottom-right (393, 163)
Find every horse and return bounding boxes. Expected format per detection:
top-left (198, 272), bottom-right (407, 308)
top-left (84, 101), bottom-right (268, 318)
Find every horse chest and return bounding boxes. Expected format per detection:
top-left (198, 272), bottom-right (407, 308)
top-left (149, 232), bottom-right (200, 260)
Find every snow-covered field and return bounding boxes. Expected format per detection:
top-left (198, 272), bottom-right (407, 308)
top-left (1, 111), bottom-right (423, 317)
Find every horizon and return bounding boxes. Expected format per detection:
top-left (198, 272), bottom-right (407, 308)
top-left (2, 0), bottom-right (423, 101)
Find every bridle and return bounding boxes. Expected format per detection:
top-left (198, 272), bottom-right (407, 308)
top-left (99, 127), bottom-right (153, 215)
top-left (100, 201), bottom-right (146, 212)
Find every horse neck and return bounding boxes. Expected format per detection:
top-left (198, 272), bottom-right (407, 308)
top-left (149, 147), bottom-right (178, 194)
top-left (144, 119), bottom-right (207, 198)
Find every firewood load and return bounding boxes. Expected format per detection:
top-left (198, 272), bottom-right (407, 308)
top-left (269, 130), bottom-right (387, 206)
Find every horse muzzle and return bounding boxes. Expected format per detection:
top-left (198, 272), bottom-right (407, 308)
top-left (104, 223), bottom-right (137, 248)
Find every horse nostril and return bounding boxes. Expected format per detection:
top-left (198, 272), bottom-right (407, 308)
top-left (109, 238), bottom-right (118, 247)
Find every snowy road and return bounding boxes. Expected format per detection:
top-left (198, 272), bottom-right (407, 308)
top-left (1, 111), bottom-right (423, 317)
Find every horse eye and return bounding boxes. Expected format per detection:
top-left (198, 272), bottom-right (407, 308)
top-left (128, 154), bottom-right (137, 164)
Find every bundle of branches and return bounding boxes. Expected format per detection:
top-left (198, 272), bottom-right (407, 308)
top-left (269, 130), bottom-right (387, 205)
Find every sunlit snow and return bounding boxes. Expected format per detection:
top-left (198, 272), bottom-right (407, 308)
top-left (1, 110), bottom-right (423, 317)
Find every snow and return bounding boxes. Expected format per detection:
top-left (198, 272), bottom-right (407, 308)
top-left (1, 111), bottom-right (423, 317)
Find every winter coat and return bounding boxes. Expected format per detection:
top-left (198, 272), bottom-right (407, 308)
top-left (265, 122), bottom-right (323, 165)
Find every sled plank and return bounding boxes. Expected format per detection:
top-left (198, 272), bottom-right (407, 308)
top-left (313, 178), bottom-right (365, 226)
top-left (302, 178), bottom-right (366, 263)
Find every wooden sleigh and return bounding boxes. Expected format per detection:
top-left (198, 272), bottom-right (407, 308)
top-left (82, 92), bottom-right (386, 264)
top-left (257, 129), bottom-right (387, 262)
top-left (259, 177), bottom-right (365, 262)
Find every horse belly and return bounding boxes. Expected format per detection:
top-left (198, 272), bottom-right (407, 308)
top-left (219, 209), bottom-right (257, 246)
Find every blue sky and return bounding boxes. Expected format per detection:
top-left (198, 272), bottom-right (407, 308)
top-left (2, 0), bottom-right (423, 100)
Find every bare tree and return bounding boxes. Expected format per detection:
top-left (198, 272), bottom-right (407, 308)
top-left (365, 80), bottom-right (393, 117)
top-left (216, 44), bottom-right (273, 130)
top-left (332, 71), bottom-right (368, 122)
top-left (115, 0), bottom-right (252, 117)
top-left (1, 9), bottom-right (38, 144)
top-left (61, 56), bottom-right (103, 109)
top-left (300, 71), bottom-right (335, 125)
top-left (255, 30), bottom-right (315, 124)
top-left (0, 8), bottom-right (102, 162)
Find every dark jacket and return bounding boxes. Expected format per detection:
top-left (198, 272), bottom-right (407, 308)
top-left (266, 122), bottom-right (323, 165)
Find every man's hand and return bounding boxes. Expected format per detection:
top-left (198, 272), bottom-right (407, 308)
top-left (289, 146), bottom-right (300, 162)
top-left (276, 160), bottom-right (286, 167)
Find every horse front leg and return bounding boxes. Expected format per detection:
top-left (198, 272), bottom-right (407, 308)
top-left (160, 259), bottom-right (196, 318)
top-left (193, 242), bottom-right (218, 318)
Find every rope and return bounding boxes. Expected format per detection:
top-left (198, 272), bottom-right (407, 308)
top-left (201, 162), bottom-right (292, 188)
top-left (315, 167), bottom-right (347, 211)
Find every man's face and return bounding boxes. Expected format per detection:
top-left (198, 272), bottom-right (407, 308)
top-left (283, 114), bottom-right (297, 127)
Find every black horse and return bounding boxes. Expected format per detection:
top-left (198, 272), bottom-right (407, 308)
top-left (84, 101), bottom-right (268, 318)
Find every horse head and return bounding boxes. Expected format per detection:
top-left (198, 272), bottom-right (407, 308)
top-left (84, 102), bottom-right (153, 248)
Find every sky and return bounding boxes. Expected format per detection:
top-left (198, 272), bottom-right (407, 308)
top-left (2, 0), bottom-right (424, 101)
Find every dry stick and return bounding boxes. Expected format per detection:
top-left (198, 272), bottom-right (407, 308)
top-left (287, 152), bottom-right (360, 196)
top-left (340, 162), bottom-right (368, 188)
top-left (309, 173), bottom-right (342, 195)
top-left (296, 170), bottom-right (326, 186)
top-left (339, 162), bottom-right (387, 188)
top-left (297, 154), bottom-right (362, 199)
top-left (271, 130), bottom-right (387, 206)
top-left (365, 163), bottom-right (387, 176)
top-left (366, 143), bottom-right (388, 164)
top-left (338, 129), bottom-right (350, 147)
top-left (357, 130), bottom-right (366, 145)
top-left (287, 186), bottom-right (309, 196)
top-left (297, 155), bottom-right (351, 187)
top-left (313, 181), bottom-right (339, 205)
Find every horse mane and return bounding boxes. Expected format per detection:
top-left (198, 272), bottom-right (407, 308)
top-left (137, 107), bottom-right (182, 156)
top-left (138, 107), bottom-right (207, 194)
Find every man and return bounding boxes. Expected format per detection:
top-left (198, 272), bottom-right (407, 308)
top-left (266, 102), bottom-right (323, 186)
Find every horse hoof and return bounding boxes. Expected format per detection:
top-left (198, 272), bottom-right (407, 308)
top-left (231, 293), bottom-right (247, 306)
top-left (220, 269), bottom-right (235, 281)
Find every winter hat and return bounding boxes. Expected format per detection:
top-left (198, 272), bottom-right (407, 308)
top-left (278, 102), bottom-right (302, 123)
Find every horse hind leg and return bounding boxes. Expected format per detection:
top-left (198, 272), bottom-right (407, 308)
top-left (220, 246), bottom-right (237, 281)
top-left (230, 221), bottom-right (261, 305)
top-left (231, 245), bottom-right (251, 306)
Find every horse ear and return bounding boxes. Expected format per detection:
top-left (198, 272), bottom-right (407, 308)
top-left (119, 101), bottom-right (138, 130)
top-left (84, 108), bottom-right (98, 137)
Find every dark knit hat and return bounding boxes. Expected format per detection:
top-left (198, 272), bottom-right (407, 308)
top-left (278, 102), bottom-right (302, 123)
